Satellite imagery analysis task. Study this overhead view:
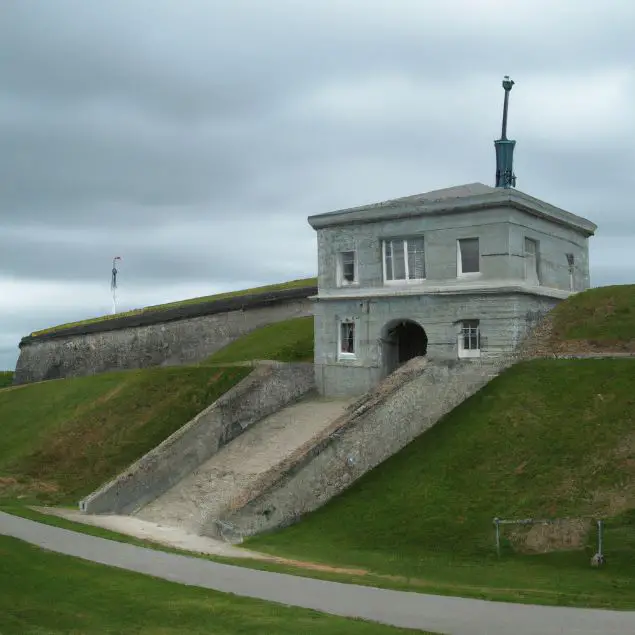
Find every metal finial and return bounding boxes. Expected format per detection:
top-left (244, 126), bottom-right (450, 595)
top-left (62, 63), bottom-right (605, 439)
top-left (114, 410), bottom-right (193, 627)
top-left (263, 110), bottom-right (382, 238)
top-left (500, 76), bottom-right (514, 140)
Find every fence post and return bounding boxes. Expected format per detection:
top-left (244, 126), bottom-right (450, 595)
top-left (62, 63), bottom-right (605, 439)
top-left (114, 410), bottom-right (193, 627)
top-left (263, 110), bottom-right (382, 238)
top-left (597, 519), bottom-right (603, 559)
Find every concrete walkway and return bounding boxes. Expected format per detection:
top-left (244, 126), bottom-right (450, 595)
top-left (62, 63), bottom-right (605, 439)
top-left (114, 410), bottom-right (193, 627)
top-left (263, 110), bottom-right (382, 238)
top-left (2, 511), bottom-right (634, 635)
top-left (33, 506), bottom-right (272, 559)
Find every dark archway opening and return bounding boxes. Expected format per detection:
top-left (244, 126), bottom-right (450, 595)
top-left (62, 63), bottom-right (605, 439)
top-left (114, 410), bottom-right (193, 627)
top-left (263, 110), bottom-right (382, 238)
top-left (382, 319), bottom-right (428, 377)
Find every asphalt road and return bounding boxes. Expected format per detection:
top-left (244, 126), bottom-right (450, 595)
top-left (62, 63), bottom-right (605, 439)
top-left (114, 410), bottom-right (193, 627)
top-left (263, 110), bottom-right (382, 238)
top-left (2, 511), bottom-right (634, 635)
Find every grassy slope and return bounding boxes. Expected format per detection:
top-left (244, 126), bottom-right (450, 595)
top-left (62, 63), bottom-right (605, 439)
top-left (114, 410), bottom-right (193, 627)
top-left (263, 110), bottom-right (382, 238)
top-left (0, 371), bottom-right (13, 389)
top-left (0, 537), bottom-right (432, 635)
top-left (246, 358), bottom-right (635, 607)
top-left (549, 284), bottom-right (635, 349)
top-left (31, 277), bottom-right (316, 337)
top-left (0, 365), bottom-right (250, 505)
top-left (203, 316), bottom-right (314, 364)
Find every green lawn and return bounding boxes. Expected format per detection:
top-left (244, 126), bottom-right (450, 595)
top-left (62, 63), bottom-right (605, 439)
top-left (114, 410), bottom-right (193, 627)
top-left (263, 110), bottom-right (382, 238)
top-left (31, 277), bottom-right (316, 337)
top-left (0, 365), bottom-right (250, 505)
top-left (550, 284), bottom-right (635, 346)
top-left (0, 536), bottom-right (434, 635)
top-left (243, 359), bottom-right (635, 608)
top-left (203, 317), bottom-right (314, 364)
top-left (0, 371), bottom-right (13, 389)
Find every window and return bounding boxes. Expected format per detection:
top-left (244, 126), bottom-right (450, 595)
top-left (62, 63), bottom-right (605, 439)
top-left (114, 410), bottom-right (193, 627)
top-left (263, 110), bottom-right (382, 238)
top-left (566, 253), bottom-right (575, 291)
top-left (458, 320), bottom-right (481, 358)
top-left (383, 237), bottom-right (425, 282)
top-left (339, 320), bottom-right (356, 358)
top-left (457, 238), bottom-right (480, 275)
top-left (524, 238), bottom-right (539, 284)
top-left (337, 250), bottom-right (357, 286)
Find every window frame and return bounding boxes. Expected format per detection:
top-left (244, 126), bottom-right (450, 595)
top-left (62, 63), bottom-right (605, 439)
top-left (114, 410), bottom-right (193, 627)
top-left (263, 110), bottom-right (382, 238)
top-left (524, 237), bottom-right (540, 285)
top-left (337, 318), bottom-right (357, 360)
top-left (457, 238), bottom-right (481, 277)
top-left (382, 236), bottom-right (426, 285)
top-left (457, 319), bottom-right (481, 359)
top-left (337, 250), bottom-right (358, 287)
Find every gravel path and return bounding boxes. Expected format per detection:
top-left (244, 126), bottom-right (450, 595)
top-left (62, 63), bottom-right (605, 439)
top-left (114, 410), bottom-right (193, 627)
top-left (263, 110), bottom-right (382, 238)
top-left (2, 511), bottom-right (635, 634)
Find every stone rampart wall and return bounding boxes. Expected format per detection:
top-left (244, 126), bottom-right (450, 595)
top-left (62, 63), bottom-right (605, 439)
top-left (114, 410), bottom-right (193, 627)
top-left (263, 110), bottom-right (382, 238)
top-left (14, 286), bottom-right (316, 384)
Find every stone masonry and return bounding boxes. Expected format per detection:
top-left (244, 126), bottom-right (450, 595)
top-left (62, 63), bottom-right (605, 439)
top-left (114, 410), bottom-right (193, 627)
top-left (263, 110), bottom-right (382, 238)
top-left (14, 296), bottom-right (312, 384)
top-left (79, 362), bottom-right (315, 516)
top-left (210, 356), bottom-right (510, 540)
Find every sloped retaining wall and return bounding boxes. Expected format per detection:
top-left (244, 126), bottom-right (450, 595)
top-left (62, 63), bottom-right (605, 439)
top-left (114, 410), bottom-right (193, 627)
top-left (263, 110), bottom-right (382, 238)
top-left (14, 286), bottom-right (316, 385)
top-left (206, 356), bottom-right (512, 541)
top-left (79, 362), bottom-right (315, 515)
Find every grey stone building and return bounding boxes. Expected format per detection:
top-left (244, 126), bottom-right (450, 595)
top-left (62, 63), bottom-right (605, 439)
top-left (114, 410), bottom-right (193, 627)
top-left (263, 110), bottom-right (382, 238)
top-left (307, 78), bottom-right (597, 397)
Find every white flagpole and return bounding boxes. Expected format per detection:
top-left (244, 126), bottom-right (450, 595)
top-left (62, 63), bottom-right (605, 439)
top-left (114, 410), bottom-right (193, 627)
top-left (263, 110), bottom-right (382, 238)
top-left (111, 256), bottom-right (121, 315)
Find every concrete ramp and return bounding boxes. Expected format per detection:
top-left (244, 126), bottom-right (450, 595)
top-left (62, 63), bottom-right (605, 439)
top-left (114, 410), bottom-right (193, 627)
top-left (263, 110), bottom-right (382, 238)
top-left (135, 397), bottom-right (354, 535)
top-left (210, 356), bottom-right (510, 541)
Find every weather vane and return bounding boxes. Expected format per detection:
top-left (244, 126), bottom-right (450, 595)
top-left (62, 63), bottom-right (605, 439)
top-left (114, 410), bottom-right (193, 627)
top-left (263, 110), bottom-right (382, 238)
top-left (111, 256), bottom-right (122, 314)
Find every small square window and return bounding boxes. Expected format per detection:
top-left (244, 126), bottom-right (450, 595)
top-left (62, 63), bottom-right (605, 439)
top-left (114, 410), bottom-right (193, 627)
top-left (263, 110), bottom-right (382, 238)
top-left (339, 251), bottom-right (356, 285)
top-left (524, 238), bottom-right (539, 284)
top-left (339, 320), bottom-right (355, 357)
top-left (458, 238), bottom-right (480, 275)
top-left (458, 320), bottom-right (481, 358)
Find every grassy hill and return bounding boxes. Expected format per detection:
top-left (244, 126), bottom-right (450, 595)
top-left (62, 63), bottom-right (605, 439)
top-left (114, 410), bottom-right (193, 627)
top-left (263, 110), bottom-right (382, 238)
top-left (0, 365), bottom-right (250, 505)
top-left (0, 371), bottom-right (13, 389)
top-left (525, 284), bottom-right (635, 354)
top-left (0, 317), bottom-right (312, 507)
top-left (3, 283), bottom-right (635, 609)
top-left (202, 317), bottom-right (314, 364)
top-left (31, 277), bottom-right (316, 337)
top-left (246, 357), bottom-right (635, 606)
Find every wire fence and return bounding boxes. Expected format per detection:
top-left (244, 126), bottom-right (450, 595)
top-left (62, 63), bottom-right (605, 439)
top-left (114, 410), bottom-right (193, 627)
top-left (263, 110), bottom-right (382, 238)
top-left (493, 516), bottom-right (605, 566)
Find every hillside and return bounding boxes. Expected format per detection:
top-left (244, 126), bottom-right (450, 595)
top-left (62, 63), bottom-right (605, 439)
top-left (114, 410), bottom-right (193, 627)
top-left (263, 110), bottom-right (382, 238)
top-left (3, 284), bottom-right (635, 609)
top-left (523, 284), bottom-right (635, 355)
top-left (202, 316), bottom-right (314, 364)
top-left (0, 317), bottom-right (312, 506)
top-left (247, 357), bottom-right (635, 606)
top-left (0, 372), bottom-right (13, 389)
top-left (0, 365), bottom-right (250, 505)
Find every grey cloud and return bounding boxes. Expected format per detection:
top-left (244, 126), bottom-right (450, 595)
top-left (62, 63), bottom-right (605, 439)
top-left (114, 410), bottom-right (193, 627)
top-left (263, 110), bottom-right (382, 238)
top-left (1, 0), bottom-right (634, 370)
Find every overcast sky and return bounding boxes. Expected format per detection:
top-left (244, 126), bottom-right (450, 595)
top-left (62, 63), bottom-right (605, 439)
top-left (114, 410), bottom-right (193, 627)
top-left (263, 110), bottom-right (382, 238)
top-left (1, 0), bottom-right (634, 370)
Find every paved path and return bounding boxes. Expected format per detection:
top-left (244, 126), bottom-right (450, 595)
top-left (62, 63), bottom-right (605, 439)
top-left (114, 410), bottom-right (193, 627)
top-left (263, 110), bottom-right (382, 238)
top-left (2, 512), bottom-right (634, 635)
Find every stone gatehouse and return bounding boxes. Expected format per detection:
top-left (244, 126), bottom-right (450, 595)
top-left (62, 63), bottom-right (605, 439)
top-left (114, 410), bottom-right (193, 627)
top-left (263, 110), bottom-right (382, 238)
top-left (308, 182), bottom-right (596, 397)
top-left (308, 78), bottom-right (597, 397)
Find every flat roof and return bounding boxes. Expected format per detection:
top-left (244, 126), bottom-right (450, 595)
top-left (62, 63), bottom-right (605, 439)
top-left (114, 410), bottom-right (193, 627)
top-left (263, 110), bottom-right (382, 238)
top-left (307, 182), bottom-right (597, 236)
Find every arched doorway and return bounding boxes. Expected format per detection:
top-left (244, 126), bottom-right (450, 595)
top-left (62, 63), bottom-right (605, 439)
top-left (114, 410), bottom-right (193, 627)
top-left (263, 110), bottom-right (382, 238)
top-left (381, 319), bottom-right (428, 377)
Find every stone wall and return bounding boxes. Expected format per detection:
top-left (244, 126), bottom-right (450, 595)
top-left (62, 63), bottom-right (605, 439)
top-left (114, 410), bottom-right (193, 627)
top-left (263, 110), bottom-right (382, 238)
top-left (79, 362), bottom-right (315, 515)
top-left (314, 292), bottom-right (558, 396)
top-left (207, 356), bottom-right (512, 541)
top-left (14, 287), bottom-right (315, 385)
top-left (314, 205), bottom-right (591, 294)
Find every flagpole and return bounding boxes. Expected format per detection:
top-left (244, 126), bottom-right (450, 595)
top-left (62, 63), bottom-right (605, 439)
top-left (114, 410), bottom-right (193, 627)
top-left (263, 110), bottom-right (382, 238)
top-left (111, 256), bottom-right (121, 315)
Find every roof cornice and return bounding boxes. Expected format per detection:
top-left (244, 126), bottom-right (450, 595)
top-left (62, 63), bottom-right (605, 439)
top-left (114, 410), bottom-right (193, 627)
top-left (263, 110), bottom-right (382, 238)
top-left (307, 188), bottom-right (597, 237)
